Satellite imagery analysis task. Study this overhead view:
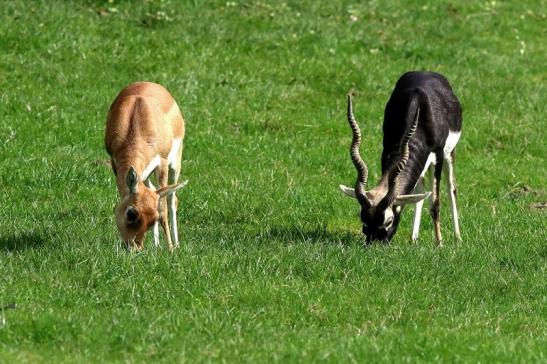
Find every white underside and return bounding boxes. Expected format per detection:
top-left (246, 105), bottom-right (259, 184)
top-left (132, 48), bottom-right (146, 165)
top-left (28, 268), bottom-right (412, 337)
top-left (142, 155), bottom-right (161, 181)
top-left (419, 130), bottom-right (461, 178)
top-left (443, 130), bottom-right (461, 157)
top-left (141, 138), bottom-right (182, 182)
top-left (420, 153), bottom-right (436, 177)
top-left (168, 138), bottom-right (182, 166)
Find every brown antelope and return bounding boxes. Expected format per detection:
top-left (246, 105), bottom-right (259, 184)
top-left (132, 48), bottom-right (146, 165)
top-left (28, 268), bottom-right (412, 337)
top-left (105, 82), bottom-right (187, 251)
top-left (340, 72), bottom-right (462, 245)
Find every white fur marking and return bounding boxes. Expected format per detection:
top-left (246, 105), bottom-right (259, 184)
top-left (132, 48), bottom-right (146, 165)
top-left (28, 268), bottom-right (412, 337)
top-left (417, 131), bottom-right (460, 179)
top-left (168, 138), bottom-right (182, 166)
top-left (380, 209), bottom-right (394, 229)
top-left (420, 153), bottom-right (436, 178)
top-left (443, 131), bottom-right (461, 157)
top-left (142, 155), bottom-right (161, 181)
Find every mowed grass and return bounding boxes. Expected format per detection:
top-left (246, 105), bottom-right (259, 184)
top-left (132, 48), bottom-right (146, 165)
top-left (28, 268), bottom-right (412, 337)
top-left (0, 0), bottom-right (545, 362)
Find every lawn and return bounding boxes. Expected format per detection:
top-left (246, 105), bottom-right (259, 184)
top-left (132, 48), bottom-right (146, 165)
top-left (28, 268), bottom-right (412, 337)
top-left (0, 0), bottom-right (545, 362)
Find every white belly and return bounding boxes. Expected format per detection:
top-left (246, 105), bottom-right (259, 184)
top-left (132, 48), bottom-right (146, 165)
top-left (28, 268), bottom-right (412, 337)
top-left (420, 153), bottom-right (436, 177)
top-left (140, 138), bottom-right (182, 182)
top-left (419, 130), bottom-right (461, 177)
top-left (168, 138), bottom-right (182, 165)
top-left (142, 155), bottom-right (161, 181)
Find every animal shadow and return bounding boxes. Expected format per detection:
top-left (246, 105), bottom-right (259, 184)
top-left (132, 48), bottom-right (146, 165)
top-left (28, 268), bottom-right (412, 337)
top-left (264, 225), bottom-right (358, 246)
top-left (0, 232), bottom-right (47, 252)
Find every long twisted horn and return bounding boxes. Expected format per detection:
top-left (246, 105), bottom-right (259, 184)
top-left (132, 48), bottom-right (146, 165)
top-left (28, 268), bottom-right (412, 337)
top-left (379, 107), bottom-right (420, 209)
top-left (347, 93), bottom-right (371, 208)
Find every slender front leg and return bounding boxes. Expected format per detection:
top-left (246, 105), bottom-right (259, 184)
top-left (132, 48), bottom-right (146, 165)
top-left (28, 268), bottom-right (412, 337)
top-left (411, 177), bottom-right (426, 241)
top-left (167, 161), bottom-right (180, 249)
top-left (156, 163), bottom-right (173, 251)
top-left (168, 141), bottom-right (183, 248)
top-left (145, 179), bottom-right (160, 247)
top-left (444, 151), bottom-right (461, 240)
top-left (167, 193), bottom-right (178, 247)
top-left (430, 157), bottom-right (443, 245)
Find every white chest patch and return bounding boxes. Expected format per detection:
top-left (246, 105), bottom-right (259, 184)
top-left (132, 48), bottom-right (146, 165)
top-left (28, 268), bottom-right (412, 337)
top-left (443, 130), bottom-right (461, 157)
top-left (142, 155), bottom-right (161, 181)
top-left (168, 138), bottom-right (182, 165)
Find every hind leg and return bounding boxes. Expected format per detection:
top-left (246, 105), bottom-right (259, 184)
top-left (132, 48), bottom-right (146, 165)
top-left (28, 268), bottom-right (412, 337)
top-left (444, 151), bottom-right (461, 240)
top-left (168, 141), bottom-right (183, 248)
top-left (429, 155), bottom-right (443, 245)
top-left (156, 162), bottom-right (173, 250)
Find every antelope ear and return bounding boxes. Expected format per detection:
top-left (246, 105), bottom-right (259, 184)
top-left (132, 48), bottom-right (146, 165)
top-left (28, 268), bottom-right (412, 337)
top-left (126, 166), bottom-right (139, 194)
top-left (157, 180), bottom-right (188, 198)
top-left (339, 184), bottom-right (357, 198)
top-left (395, 192), bottom-right (431, 205)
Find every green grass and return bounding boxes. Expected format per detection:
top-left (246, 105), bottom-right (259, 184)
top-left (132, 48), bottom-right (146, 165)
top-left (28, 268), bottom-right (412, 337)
top-left (0, 0), bottom-right (545, 362)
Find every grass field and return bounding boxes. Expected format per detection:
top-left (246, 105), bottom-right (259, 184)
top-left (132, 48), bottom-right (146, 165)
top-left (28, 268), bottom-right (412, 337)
top-left (0, 0), bottom-right (545, 362)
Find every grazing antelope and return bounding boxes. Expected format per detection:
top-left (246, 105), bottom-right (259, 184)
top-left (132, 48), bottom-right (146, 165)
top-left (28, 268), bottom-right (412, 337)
top-left (105, 82), bottom-right (187, 251)
top-left (340, 71), bottom-right (462, 245)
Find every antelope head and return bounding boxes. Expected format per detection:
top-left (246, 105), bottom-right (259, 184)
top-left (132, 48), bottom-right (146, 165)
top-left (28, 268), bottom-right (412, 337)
top-left (114, 166), bottom-right (187, 250)
top-left (340, 94), bottom-right (429, 243)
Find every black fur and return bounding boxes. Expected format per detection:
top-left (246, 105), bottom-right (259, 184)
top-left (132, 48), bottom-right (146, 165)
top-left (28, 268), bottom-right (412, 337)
top-left (363, 71), bottom-right (462, 242)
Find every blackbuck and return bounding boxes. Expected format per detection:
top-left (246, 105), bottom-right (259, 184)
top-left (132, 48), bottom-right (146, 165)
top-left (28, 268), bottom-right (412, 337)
top-left (105, 82), bottom-right (187, 251)
top-left (340, 71), bottom-right (462, 245)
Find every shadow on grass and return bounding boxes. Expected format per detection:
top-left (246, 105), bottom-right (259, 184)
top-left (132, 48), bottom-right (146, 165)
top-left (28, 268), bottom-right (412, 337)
top-left (0, 232), bottom-right (47, 252)
top-left (263, 225), bottom-right (360, 246)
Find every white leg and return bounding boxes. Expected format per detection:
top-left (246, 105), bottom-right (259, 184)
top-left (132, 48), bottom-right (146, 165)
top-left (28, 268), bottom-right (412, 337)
top-left (152, 220), bottom-right (160, 247)
top-left (145, 179), bottom-right (161, 247)
top-left (168, 141), bottom-right (183, 247)
top-left (168, 193), bottom-right (178, 247)
top-left (168, 164), bottom-right (180, 247)
top-left (444, 155), bottom-right (461, 240)
top-left (412, 177), bottom-right (426, 241)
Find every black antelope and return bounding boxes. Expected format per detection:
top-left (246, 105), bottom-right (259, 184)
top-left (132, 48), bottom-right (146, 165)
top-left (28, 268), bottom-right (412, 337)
top-left (340, 71), bottom-right (462, 245)
top-left (105, 82), bottom-right (188, 251)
